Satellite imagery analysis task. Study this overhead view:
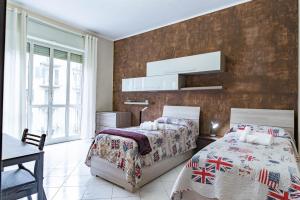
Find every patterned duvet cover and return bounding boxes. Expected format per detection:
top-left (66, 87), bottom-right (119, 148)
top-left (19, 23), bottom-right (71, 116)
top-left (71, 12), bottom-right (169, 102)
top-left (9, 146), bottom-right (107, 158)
top-left (86, 118), bottom-right (199, 185)
top-left (171, 129), bottom-right (300, 200)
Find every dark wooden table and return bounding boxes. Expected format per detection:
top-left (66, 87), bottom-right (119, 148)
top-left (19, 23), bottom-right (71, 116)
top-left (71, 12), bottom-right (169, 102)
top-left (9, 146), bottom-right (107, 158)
top-left (2, 134), bottom-right (45, 200)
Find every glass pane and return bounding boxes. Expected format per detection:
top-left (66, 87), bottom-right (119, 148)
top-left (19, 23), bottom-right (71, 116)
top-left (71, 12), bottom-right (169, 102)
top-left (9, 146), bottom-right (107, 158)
top-left (70, 53), bottom-right (83, 63)
top-left (54, 49), bottom-right (67, 60)
top-left (26, 51), bottom-right (29, 92)
top-left (69, 107), bottom-right (81, 136)
top-left (32, 52), bottom-right (50, 105)
top-left (70, 61), bottom-right (82, 105)
top-left (31, 107), bottom-right (48, 135)
top-left (25, 50), bottom-right (29, 125)
top-left (34, 44), bottom-right (50, 57)
top-left (51, 107), bottom-right (66, 138)
top-left (53, 57), bottom-right (67, 104)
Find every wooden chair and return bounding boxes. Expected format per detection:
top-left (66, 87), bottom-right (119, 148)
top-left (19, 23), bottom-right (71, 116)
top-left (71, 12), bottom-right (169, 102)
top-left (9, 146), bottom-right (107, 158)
top-left (21, 129), bottom-right (46, 151)
top-left (1, 129), bottom-right (47, 200)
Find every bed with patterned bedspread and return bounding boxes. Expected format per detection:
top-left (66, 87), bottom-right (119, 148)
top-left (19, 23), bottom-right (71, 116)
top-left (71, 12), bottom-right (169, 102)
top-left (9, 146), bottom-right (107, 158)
top-left (171, 126), bottom-right (300, 200)
top-left (85, 117), bottom-right (199, 186)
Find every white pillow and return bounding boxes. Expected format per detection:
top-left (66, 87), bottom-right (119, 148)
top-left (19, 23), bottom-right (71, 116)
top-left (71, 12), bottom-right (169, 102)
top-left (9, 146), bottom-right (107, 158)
top-left (231, 124), bottom-right (287, 137)
top-left (255, 126), bottom-right (286, 137)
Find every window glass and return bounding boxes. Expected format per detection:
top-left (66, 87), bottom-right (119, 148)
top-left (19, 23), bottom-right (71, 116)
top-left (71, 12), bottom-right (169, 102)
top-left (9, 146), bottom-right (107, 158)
top-left (52, 49), bottom-right (67, 105)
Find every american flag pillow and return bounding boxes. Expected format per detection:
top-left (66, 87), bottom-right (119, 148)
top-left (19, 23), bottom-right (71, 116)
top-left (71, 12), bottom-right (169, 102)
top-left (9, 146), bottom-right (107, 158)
top-left (255, 126), bottom-right (287, 137)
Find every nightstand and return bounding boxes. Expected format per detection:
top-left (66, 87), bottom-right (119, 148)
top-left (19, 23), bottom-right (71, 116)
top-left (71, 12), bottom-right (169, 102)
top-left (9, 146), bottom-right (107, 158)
top-left (95, 111), bottom-right (131, 132)
top-left (196, 135), bottom-right (221, 152)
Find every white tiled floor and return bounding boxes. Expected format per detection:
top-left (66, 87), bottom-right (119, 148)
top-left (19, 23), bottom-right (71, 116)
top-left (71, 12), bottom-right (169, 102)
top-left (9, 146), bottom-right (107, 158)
top-left (21, 139), bottom-right (185, 200)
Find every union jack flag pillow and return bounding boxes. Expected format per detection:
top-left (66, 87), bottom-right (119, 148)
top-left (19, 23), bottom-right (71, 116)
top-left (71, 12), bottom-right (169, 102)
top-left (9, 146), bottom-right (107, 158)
top-left (230, 124), bottom-right (257, 132)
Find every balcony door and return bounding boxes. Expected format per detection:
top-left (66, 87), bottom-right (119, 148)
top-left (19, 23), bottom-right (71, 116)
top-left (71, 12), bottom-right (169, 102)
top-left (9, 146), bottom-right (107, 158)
top-left (27, 41), bottom-right (83, 144)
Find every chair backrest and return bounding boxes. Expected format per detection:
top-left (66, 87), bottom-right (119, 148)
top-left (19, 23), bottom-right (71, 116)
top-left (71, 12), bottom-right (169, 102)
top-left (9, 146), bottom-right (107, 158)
top-left (21, 129), bottom-right (46, 150)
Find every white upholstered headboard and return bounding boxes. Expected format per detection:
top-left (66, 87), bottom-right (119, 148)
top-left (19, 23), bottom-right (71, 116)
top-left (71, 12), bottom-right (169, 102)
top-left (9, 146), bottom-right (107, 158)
top-left (230, 108), bottom-right (295, 138)
top-left (162, 105), bottom-right (200, 127)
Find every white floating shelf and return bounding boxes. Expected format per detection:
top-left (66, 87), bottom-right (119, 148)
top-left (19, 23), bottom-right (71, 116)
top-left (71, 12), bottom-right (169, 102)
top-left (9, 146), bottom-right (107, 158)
top-left (124, 100), bottom-right (149, 105)
top-left (180, 86), bottom-right (223, 91)
top-left (122, 51), bottom-right (225, 93)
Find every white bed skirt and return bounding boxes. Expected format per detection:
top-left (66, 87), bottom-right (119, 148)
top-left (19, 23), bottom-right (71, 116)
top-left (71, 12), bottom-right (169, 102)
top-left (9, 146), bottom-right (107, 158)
top-left (181, 191), bottom-right (218, 200)
top-left (90, 150), bottom-right (194, 192)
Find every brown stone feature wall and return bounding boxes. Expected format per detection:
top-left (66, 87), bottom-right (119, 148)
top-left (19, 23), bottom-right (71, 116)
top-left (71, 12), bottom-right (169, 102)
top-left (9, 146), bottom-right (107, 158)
top-left (113, 0), bottom-right (298, 136)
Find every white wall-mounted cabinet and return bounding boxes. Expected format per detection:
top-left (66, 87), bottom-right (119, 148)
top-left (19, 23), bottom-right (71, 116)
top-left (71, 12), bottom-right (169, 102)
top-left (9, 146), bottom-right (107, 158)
top-left (146, 51), bottom-right (224, 76)
top-left (122, 51), bottom-right (224, 92)
top-left (122, 74), bottom-right (182, 92)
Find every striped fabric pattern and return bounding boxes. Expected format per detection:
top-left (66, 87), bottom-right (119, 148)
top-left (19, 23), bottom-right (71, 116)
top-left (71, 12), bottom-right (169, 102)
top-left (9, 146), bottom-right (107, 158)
top-left (259, 168), bottom-right (280, 189)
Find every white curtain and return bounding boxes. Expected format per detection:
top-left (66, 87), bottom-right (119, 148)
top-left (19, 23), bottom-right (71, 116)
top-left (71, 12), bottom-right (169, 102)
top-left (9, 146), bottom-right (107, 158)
top-left (3, 9), bottom-right (27, 138)
top-left (81, 35), bottom-right (98, 139)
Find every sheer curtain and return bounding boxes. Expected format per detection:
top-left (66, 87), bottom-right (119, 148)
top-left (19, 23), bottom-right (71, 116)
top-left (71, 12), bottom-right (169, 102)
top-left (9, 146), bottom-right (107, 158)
top-left (81, 35), bottom-right (98, 139)
top-left (3, 8), bottom-right (27, 138)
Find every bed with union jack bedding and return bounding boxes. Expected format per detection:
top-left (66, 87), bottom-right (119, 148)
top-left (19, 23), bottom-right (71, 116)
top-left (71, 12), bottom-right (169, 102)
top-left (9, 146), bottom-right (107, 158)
top-left (171, 126), bottom-right (300, 200)
top-left (86, 117), bottom-right (199, 186)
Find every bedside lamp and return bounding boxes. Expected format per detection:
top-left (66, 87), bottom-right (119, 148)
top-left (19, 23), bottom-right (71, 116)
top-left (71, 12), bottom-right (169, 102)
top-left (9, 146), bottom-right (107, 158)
top-left (210, 121), bottom-right (219, 137)
top-left (139, 107), bottom-right (148, 124)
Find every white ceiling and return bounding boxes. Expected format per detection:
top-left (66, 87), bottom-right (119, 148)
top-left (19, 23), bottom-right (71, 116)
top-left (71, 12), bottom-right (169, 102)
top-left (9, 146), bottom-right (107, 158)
top-left (10, 0), bottom-right (250, 41)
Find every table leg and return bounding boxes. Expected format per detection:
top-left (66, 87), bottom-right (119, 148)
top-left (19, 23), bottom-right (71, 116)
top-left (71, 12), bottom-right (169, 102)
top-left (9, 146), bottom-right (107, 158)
top-left (36, 152), bottom-right (46, 200)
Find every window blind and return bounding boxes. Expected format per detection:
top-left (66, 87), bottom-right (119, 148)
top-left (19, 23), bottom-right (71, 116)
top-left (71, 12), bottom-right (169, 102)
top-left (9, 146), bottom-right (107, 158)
top-left (34, 44), bottom-right (50, 57)
top-left (54, 49), bottom-right (68, 60)
top-left (71, 53), bottom-right (83, 64)
top-left (28, 18), bottom-right (85, 50)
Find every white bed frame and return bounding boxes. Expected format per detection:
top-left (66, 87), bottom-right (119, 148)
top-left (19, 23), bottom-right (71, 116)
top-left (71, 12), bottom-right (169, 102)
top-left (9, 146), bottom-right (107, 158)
top-left (181, 108), bottom-right (295, 200)
top-left (90, 105), bottom-right (200, 192)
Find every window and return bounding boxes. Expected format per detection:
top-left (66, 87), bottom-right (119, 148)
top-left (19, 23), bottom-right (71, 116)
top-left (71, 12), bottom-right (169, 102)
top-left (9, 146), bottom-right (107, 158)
top-left (26, 41), bottom-right (83, 143)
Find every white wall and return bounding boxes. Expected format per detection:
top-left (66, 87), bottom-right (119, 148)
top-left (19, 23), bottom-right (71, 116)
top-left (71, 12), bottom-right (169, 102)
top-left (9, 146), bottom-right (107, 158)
top-left (96, 37), bottom-right (114, 111)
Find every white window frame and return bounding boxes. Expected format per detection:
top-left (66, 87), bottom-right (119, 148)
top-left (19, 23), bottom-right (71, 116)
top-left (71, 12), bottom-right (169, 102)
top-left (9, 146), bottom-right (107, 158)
top-left (27, 39), bottom-right (84, 144)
